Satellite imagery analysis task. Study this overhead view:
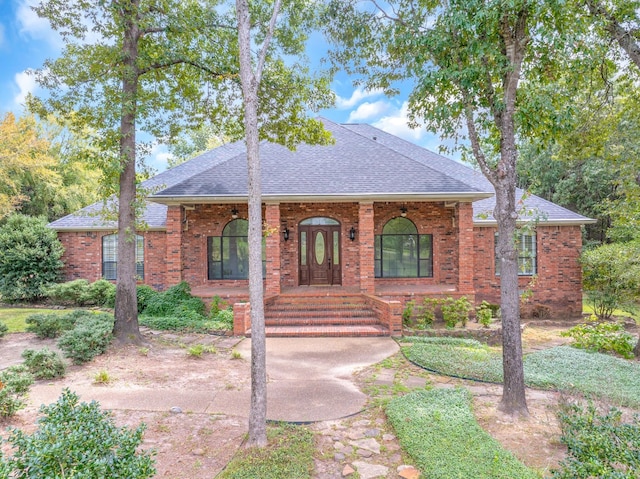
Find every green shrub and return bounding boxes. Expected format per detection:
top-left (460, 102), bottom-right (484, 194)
top-left (402, 300), bottom-right (415, 327)
top-left (476, 301), bottom-right (493, 328)
top-left (552, 401), bottom-right (640, 478)
top-left (22, 348), bottom-right (66, 379)
top-left (46, 279), bottom-right (116, 307)
top-left (387, 388), bottom-right (538, 479)
top-left (136, 284), bottom-right (158, 313)
top-left (0, 365), bottom-right (34, 417)
top-left (581, 241), bottom-right (640, 320)
top-left (58, 312), bottom-right (114, 364)
top-left (561, 316), bottom-right (635, 359)
top-left (45, 279), bottom-right (91, 305)
top-left (144, 281), bottom-right (205, 317)
top-left (0, 214), bottom-right (64, 302)
top-left (25, 312), bottom-right (74, 339)
top-left (0, 321), bottom-right (8, 337)
top-left (441, 296), bottom-right (472, 328)
top-left (209, 295), bottom-right (228, 317)
top-left (417, 297), bottom-right (439, 329)
top-left (211, 308), bottom-right (234, 330)
top-left (3, 389), bottom-right (155, 478)
top-left (86, 279), bottom-right (116, 306)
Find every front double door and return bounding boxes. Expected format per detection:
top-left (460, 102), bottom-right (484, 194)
top-left (299, 224), bottom-right (342, 285)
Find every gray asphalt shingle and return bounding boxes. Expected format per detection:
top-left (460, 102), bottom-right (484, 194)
top-left (49, 118), bottom-right (592, 230)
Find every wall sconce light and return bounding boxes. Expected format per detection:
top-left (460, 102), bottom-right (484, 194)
top-left (231, 208), bottom-right (238, 219)
top-left (400, 205), bottom-right (407, 217)
top-left (349, 226), bottom-right (356, 241)
top-left (283, 227), bottom-right (290, 241)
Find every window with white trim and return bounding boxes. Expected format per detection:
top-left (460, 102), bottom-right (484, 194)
top-left (102, 234), bottom-right (144, 280)
top-left (495, 232), bottom-right (537, 276)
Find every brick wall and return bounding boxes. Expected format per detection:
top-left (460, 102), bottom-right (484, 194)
top-left (57, 230), bottom-right (166, 289)
top-left (473, 225), bottom-right (583, 318)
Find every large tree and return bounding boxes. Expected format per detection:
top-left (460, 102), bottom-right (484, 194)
top-left (31, 0), bottom-right (241, 343)
top-left (235, 0), bottom-right (332, 448)
top-left (325, 0), bottom-right (587, 414)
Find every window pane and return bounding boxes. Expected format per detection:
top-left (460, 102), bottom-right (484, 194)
top-left (315, 232), bottom-right (325, 265)
top-left (223, 219), bottom-right (249, 236)
top-left (381, 234), bottom-right (418, 277)
top-left (333, 231), bottom-right (339, 265)
top-left (223, 236), bottom-right (249, 279)
top-left (208, 237), bottom-right (222, 280)
top-left (300, 217), bottom-right (339, 225)
top-left (102, 235), bottom-right (117, 280)
top-left (382, 217), bottom-right (417, 235)
top-left (419, 235), bottom-right (433, 277)
top-left (300, 232), bottom-right (307, 266)
top-left (374, 235), bottom-right (381, 260)
top-left (103, 262), bottom-right (117, 281)
top-left (495, 232), bottom-right (536, 276)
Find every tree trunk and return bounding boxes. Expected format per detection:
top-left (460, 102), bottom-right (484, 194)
top-left (113, 1), bottom-right (142, 344)
top-left (634, 337), bottom-right (640, 357)
top-left (236, 0), bottom-right (267, 448)
top-left (494, 183), bottom-right (529, 416)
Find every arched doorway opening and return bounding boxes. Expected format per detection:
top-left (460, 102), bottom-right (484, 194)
top-left (298, 217), bottom-right (342, 285)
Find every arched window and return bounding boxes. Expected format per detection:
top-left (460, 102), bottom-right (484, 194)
top-left (102, 234), bottom-right (144, 280)
top-left (374, 217), bottom-right (432, 278)
top-left (207, 219), bottom-right (265, 280)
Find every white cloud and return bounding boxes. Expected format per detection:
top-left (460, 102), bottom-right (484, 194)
top-left (17, 0), bottom-right (62, 48)
top-left (145, 143), bottom-right (172, 173)
top-left (335, 86), bottom-right (384, 109)
top-left (13, 70), bottom-right (37, 106)
top-left (346, 100), bottom-right (391, 123)
top-left (373, 102), bottom-right (426, 141)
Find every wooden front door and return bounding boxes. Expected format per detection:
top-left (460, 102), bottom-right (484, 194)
top-left (299, 224), bottom-right (342, 285)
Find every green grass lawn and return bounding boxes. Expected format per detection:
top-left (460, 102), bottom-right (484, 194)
top-left (387, 388), bottom-right (539, 479)
top-left (0, 307), bottom-right (68, 333)
top-left (217, 424), bottom-right (314, 479)
top-left (403, 337), bottom-right (640, 407)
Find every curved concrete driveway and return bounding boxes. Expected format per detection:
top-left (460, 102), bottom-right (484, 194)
top-left (27, 337), bottom-right (398, 423)
top-left (238, 337), bottom-right (399, 422)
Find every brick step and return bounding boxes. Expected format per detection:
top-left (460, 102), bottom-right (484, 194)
top-left (266, 309), bottom-right (375, 319)
top-left (247, 324), bottom-right (390, 338)
top-left (266, 303), bottom-right (369, 311)
top-left (269, 296), bottom-right (367, 305)
top-left (265, 316), bottom-right (380, 326)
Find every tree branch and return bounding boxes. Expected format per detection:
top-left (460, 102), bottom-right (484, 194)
top-left (586, 0), bottom-right (640, 69)
top-left (138, 58), bottom-right (238, 79)
top-left (255, 0), bottom-right (282, 83)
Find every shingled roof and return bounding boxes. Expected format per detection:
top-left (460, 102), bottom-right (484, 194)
top-left (48, 117), bottom-right (592, 230)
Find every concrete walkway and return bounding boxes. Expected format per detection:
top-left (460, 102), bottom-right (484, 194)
top-left (28, 337), bottom-right (398, 423)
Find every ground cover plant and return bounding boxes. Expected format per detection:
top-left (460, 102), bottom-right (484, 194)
top-left (403, 337), bottom-right (640, 407)
top-left (0, 365), bottom-right (34, 418)
top-left (21, 348), bottom-right (66, 379)
top-left (386, 388), bottom-right (539, 478)
top-left (137, 283), bottom-right (233, 333)
top-left (217, 424), bottom-right (314, 479)
top-left (552, 400), bottom-right (640, 478)
top-left (56, 311), bottom-right (115, 364)
top-left (0, 307), bottom-right (68, 333)
top-left (560, 316), bottom-right (635, 359)
top-left (0, 389), bottom-right (155, 478)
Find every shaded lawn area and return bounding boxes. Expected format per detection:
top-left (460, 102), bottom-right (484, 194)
top-left (0, 307), bottom-right (68, 333)
top-left (387, 388), bottom-right (540, 479)
top-left (403, 337), bottom-right (640, 408)
top-left (217, 424), bottom-right (314, 479)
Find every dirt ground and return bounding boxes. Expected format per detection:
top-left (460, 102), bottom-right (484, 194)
top-left (0, 323), bottom-right (623, 478)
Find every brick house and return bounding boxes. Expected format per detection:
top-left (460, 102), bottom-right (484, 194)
top-left (49, 118), bottom-right (592, 336)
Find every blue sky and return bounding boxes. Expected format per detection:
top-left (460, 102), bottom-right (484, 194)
top-left (0, 0), bottom-right (448, 173)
